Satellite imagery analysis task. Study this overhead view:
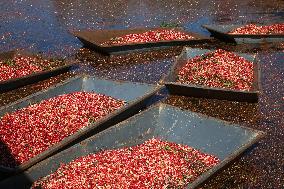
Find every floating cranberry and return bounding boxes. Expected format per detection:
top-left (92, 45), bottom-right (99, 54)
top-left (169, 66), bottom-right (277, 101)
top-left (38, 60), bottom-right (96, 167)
top-left (31, 138), bottom-right (219, 189)
top-left (0, 92), bottom-right (125, 167)
top-left (178, 49), bottom-right (254, 91)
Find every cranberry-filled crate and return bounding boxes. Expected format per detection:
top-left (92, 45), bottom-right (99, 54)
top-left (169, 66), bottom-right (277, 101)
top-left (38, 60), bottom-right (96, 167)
top-left (72, 27), bottom-right (210, 55)
top-left (0, 75), bottom-right (162, 175)
top-left (0, 51), bottom-right (76, 92)
top-left (162, 47), bottom-right (261, 102)
top-left (0, 103), bottom-right (264, 189)
top-left (202, 23), bottom-right (284, 44)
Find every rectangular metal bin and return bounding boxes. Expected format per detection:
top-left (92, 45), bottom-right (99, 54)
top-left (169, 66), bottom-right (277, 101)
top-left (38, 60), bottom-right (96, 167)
top-left (0, 51), bottom-right (77, 93)
top-left (162, 47), bottom-right (261, 102)
top-left (0, 75), bottom-right (163, 174)
top-left (202, 24), bottom-right (284, 44)
top-left (72, 28), bottom-right (211, 55)
top-left (0, 103), bottom-right (264, 189)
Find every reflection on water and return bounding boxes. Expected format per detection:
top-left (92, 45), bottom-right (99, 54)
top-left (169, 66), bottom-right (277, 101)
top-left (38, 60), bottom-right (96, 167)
top-left (0, 0), bottom-right (283, 54)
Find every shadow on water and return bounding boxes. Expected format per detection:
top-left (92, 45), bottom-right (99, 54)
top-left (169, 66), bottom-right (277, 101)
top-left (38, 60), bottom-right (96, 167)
top-left (0, 137), bottom-right (40, 189)
top-left (0, 139), bottom-right (20, 180)
top-left (75, 46), bottom-right (183, 83)
top-left (0, 139), bottom-right (40, 189)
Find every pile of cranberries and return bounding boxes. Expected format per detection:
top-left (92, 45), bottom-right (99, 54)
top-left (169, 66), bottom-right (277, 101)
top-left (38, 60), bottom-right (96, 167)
top-left (178, 49), bottom-right (254, 91)
top-left (229, 23), bottom-right (284, 35)
top-left (102, 29), bottom-right (194, 46)
top-left (0, 56), bottom-right (64, 82)
top-left (32, 138), bottom-right (219, 189)
top-left (0, 92), bottom-right (125, 167)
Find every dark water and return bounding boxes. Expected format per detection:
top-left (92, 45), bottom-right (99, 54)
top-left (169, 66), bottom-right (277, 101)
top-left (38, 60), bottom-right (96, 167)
top-left (0, 0), bottom-right (283, 188)
top-left (0, 0), bottom-right (283, 54)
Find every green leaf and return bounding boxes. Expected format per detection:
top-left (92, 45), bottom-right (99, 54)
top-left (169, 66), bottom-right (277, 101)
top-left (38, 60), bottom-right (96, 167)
top-left (3, 59), bottom-right (16, 66)
top-left (198, 76), bottom-right (206, 83)
top-left (110, 37), bottom-right (119, 41)
top-left (211, 59), bottom-right (220, 64)
top-left (164, 145), bottom-right (172, 151)
top-left (88, 117), bottom-right (96, 124)
top-left (160, 21), bottom-right (180, 28)
top-left (191, 66), bottom-right (199, 72)
top-left (223, 80), bottom-right (234, 87)
top-left (199, 53), bottom-right (214, 61)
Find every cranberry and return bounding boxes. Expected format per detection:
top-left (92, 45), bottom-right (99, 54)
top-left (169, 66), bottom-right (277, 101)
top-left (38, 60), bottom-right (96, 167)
top-left (31, 138), bottom-right (219, 189)
top-left (0, 92), bottom-right (125, 168)
top-left (101, 29), bottom-right (194, 46)
top-left (178, 49), bottom-right (254, 91)
top-left (229, 23), bottom-right (284, 35)
top-left (0, 56), bottom-right (65, 82)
